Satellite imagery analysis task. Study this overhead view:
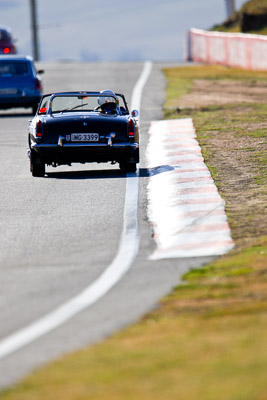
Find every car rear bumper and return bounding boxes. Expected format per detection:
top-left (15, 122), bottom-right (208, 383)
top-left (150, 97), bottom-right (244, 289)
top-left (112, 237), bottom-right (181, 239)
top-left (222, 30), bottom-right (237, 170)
top-left (31, 142), bottom-right (139, 149)
top-left (0, 96), bottom-right (41, 109)
top-left (30, 142), bottom-right (139, 164)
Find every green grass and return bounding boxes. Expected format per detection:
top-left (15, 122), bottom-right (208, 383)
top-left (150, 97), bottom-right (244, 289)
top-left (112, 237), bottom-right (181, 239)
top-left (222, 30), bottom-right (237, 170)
top-left (1, 240), bottom-right (267, 400)
top-left (164, 65), bottom-right (267, 82)
top-left (212, 0), bottom-right (267, 34)
top-left (163, 66), bottom-right (267, 204)
top-left (241, 0), bottom-right (267, 15)
top-left (1, 65), bottom-right (267, 400)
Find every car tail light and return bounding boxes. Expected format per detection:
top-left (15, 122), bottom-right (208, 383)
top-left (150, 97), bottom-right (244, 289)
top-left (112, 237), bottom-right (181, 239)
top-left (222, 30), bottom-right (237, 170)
top-left (3, 47), bottom-right (10, 54)
top-left (36, 120), bottom-right (42, 137)
top-left (35, 78), bottom-right (42, 91)
top-left (10, 44), bottom-right (16, 54)
top-left (128, 119), bottom-right (135, 136)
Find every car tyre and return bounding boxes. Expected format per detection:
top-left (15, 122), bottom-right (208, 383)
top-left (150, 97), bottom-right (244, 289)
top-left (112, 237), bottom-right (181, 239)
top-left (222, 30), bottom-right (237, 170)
top-left (127, 163), bottom-right (137, 173)
top-left (119, 161), bottom-right (137, 173)
top-left (32, 102), bottom-right (39, 115)
top-left (30, 159), bottom-right (45, 177)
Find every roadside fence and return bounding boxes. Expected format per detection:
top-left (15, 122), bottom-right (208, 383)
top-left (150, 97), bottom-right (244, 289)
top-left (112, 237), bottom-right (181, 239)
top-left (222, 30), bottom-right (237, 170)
top-left (186, 28), bottom-right (267, 71)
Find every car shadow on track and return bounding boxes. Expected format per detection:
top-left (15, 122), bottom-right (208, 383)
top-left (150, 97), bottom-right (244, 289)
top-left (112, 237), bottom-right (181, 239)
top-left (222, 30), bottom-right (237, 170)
top-left (46, 169), bottom-right (128, 180)
top-left (0, 112), bottom-right (33, 118)
top-left (45, 165), bottom-right (175, 180)
top-left (139, 165), bottom-right (176, 177)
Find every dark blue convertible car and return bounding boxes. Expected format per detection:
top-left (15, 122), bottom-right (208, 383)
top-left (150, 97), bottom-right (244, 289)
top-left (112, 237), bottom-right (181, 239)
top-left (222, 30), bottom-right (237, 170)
top-left (28, 90), bottom-right (139, 176)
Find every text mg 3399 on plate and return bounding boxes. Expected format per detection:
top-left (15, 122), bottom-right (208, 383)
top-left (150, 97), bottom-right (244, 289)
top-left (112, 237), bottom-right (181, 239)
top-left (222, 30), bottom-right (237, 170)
top-left (28, 90), bottom-right (139, 177)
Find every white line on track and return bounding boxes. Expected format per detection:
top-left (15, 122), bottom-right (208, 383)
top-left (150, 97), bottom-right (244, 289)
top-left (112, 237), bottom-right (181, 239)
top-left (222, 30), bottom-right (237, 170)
top-left (0, 61), bottom-right (153, 360)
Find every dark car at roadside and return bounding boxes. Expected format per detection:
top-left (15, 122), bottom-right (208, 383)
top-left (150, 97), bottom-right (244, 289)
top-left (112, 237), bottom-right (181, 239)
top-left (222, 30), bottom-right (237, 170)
top-left (0, 55), bottom-right (44, 114)
top-left (28, 91), bottom-right (139, 176)
top-left (0, 26), bottom-right (16, 55)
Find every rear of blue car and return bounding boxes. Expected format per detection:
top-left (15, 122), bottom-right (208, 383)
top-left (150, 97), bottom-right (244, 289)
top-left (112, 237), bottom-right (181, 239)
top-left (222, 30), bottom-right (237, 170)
top-left (0, 55), bottom-right (43, 114)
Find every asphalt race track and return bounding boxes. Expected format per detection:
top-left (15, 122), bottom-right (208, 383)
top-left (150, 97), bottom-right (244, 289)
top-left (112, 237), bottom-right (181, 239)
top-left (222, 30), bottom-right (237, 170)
top-left (0, 62), bottom-right (214, 389)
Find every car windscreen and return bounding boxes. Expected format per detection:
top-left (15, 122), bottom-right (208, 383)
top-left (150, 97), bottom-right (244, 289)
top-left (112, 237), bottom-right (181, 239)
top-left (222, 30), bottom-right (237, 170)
top-left (50, 94), bottom-right (126, 114)
top-left (116, 94), bottom-right (128, 112)
top-left (51, 95), bottom-right (99, 113)
top-left (0, 61), bottom-right (29, 76)
top-left (0, 30), bottom-right (11, 41)
top-left (38, 95), bottom-right (50, 114)
top-left (38, 93), bottom-right (129, 115)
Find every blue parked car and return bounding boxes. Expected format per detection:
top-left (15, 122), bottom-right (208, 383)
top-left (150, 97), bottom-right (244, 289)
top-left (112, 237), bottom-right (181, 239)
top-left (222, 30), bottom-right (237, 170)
top-left (0, 55), bottom-right (44, 114)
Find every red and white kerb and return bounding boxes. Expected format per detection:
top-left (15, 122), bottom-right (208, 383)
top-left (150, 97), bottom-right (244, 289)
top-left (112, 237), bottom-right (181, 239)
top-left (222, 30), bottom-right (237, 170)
top-left (146, 118), bottom-right (234, 259)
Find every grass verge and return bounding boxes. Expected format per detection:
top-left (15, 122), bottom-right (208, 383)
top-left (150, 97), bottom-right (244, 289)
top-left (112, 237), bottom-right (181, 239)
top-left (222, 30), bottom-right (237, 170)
top-left (212, 0), bottom-right (267, 34)
top-left (1, 65), bottom-right (267, 400)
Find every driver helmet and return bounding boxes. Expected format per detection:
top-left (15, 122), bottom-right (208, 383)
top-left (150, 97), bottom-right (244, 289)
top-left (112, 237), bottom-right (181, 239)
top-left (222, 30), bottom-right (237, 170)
top-left (98, 89), bottom-right (118, 106)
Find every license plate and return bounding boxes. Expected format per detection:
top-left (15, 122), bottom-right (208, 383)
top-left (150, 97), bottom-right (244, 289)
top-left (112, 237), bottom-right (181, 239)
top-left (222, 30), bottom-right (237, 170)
top-left (71, 133), bottom-right (99, 142)
top-left (0, 88), bottom-right (18, 95)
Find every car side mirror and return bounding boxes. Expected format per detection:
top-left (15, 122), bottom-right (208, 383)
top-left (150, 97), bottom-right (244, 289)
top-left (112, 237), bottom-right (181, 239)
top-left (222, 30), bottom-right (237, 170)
top-left (131, 110), bottom-right (138, 117)
top-left (37, 69), bottom-right (44, 74)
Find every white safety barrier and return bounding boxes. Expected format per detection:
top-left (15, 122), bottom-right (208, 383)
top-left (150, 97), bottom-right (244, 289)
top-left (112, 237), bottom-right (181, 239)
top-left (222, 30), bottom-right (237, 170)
top-left (186, 28), bottom-right (267, 71)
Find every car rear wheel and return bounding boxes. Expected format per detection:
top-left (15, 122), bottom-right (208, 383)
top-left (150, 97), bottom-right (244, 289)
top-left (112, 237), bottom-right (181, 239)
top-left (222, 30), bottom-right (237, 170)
top-left (32, 102), bottom-right (39, 115)
top-left (119, 161), bottom-right (137, 173)
top-left (30, 159), bottom-right (45, 177)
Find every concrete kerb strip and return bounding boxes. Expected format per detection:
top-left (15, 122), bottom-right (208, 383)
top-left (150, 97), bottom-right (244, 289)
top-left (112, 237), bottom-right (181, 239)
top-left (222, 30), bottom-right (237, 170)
top-left (146, 118), bottom-right (235, 259)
